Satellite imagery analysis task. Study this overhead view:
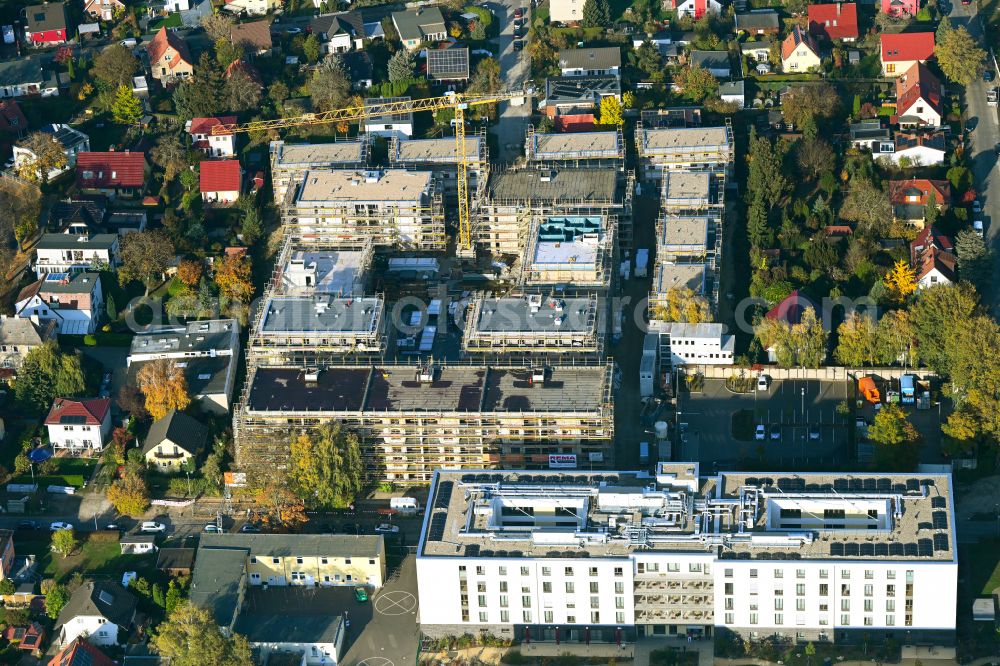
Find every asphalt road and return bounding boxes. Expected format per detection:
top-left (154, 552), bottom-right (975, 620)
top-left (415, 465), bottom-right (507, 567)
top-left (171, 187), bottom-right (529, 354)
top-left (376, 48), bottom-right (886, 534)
top-left (953, 0), bottom-right (1000, 312)
top-left (488, 0), bottom-right (532, 162)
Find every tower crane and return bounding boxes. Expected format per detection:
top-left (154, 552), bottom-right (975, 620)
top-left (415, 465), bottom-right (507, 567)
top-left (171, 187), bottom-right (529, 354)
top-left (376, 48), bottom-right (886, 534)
top-left (215, 90), bottom-right (532, 252)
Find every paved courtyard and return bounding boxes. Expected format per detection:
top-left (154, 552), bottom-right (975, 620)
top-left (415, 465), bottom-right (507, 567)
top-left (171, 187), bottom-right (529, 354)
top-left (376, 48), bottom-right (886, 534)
top-left (340, 554), bottom-right (420, 666)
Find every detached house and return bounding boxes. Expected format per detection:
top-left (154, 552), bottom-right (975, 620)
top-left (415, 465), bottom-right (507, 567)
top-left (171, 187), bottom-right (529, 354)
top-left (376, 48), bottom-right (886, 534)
top-left (391, 7), bottom-right (446, 50)
top-left (0, 57), bottom-right (57, 98)
top-left (664, 0), bottom-right (722, 19)
top-left (46, 638), bottom-right (115, 666)
top-left (13, 123), bottom-right (90, 181)
top-left (24, 3), bottom-right (69, 46)
top-left (558, 47), bottom-right (622, 77)
top-left (880, 32), bottom-right (935, 76)
top-left (15, 271), bottom-right (104, 334)
top-left (885, 131), bottom-right (946, 166)
top-left (54, 582), bottom-right (137, 647)
top-left (781, 25), bottom-right (821, 72)
top-left (76, 151), bottom-right (147, 195)
top-left (890, 178), bottom-right (950, 226)
top-left (882, 0), bottom-right (919, 17)
top-left (807, 2), bottom-right (859, 42)
top-left (44, 397), bottom-right (112, 452)
top-left (311, 11), bottom-right (368, 54)
top-left (200, 159), bottom-right (241, 204)
top-left (230, 20), bottom-right (273, 55)
top-left (222, 0), bottom-right (281, 16)
top-left (33, 232), bottom-right (118, 275)
top-left (895, 61), bottom-right (943, 127)
top-left (147, 28), bottom-right (194, 83)
top-left (84, 0), bottom-right (125, 21)
top-left (550, 0), bottom-right (584, 22)
top-left (734, 10), bottom-right (780, 35)
top-left (187, 116), bottom-right (237, 157)
top-left (143, 410), bottom-right (208, 472)
top-left (0, 316), bottom-right (55, 373)
top-left (912, 236), bottom-right (956, 289)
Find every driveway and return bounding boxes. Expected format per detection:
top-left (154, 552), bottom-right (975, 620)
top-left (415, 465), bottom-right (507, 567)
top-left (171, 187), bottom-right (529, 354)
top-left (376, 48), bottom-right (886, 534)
top-left (488, 0), bottom-right (531, 163)
top-left (340, 554), bottom-right (421, 666)
top-left (953, 0), bottom-right (1000, 313)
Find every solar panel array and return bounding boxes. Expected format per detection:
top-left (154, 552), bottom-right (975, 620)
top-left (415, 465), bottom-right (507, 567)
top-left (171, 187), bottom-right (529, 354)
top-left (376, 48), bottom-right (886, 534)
top-left (427, 48), bottom-right (470, 79)
top-left (434, 481), bottom-right (454, 509)
top-left (428, 513), bottom-right (447, 541)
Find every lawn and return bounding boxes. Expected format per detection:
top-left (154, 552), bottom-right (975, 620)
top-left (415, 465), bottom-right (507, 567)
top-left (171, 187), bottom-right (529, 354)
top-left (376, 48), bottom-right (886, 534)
top-left (10, 457), bottom-right (96, 489)
top-left (16, 533), bottom-right (156, 583)
top-left (967, 540), bottom-right (1000, 596)
top-left (149, 12), bottom-right (181, 30)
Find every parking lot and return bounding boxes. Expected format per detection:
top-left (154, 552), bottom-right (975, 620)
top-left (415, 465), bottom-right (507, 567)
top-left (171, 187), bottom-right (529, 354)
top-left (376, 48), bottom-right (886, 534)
top-left (675, 377), bottom-right (853, 469)
top-left (340, 553), bottom-right (421, 666)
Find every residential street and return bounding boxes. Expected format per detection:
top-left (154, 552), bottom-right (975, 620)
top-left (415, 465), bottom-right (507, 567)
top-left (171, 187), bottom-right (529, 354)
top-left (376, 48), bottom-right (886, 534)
top-left (488, 0), bottom-right (531, 162)
top-left (952, 0), bottom-right (1000, 312)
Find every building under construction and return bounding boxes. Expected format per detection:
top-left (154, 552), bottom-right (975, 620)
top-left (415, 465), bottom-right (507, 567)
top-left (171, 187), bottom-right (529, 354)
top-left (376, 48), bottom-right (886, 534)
top-left (269, 140), bottom-right (369, 202)
top-left (246, 237), bottom-right (386, 367)
top-left (461, 293), bottom-right (605, 362)
top-left (524, 128), bottom-right (626, 169)
top-left (519, 214), bottom-right (617, 292)
top-left (635, 123), bottom-right (734, 183)
top-left (389, 133), bottom-right (488, 200)
top-left (476, 168), bottom-right (633, 258)
top-left (660, 171), bottom-right (726, 214)
top-left (281, 169), bottom-right (446, 251)
top-left (233, 362), bottom-right (616, 482)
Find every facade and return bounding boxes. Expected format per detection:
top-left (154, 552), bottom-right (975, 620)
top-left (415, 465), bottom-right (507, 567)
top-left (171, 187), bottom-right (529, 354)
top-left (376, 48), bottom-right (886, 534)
top-left (54, 582), bottom-right (136, 647)
top-left (44, 397), bottom-right (112, 451)
top-left (281, 169), bottom-right (445, 251)
top-left (392, 7), bottom-right (447, 50)
top-left (15, 272), bottom-right (104, 334)
top-left (807, 2), bottom-right (859, 41)
top-left (734, 9), bottom-right (780, 34)
top-left (880, 32), bottom-right (935, 76)
top-left (0, 316), bottom-right (54, 372)
top-left (417, 466), bottom-right (957, 645)
top-left (781, 26), bottom-right (821, 72)
top-left (362, 97), bottom-right (413, 138)
top-left (200, 159), bottom-right (242, 204)
top-left (648, 321), bottom-right (734, 366)
top-left (895, 62), bottom-right (943, 128)
top-left (147, 28), bottom-right (194, 83)
top-left (890, 178), bottom-right (950, 226)
top-left (187, 117), bottom-right (237, 157)
top-left (883, 131), bottom-right (946, 166)
top-left (24, 3), bottom-right (69, 46)
top-left (269, 140), bottom-right (369, 202)
top-left (84, 0), bottom-right (125, 20)
top-left (142, 410), bottom-right (209, 472)
top-left (76, 151), bottom-right (147, 195)
top-left (0, 57), bottom-right (57, 98)
top-left (665, 0), bottom-right (722, 19)
top-left (127, 319), bottom-right (241, 414)
top-left (635, 125), bottom-right (734, 182)
top-left (222, 0), bottom-right (281, 15)
top-left (233, 363), bottom-right (615, 482)
top-left (914, 245), bottom-right (955, 289)
top-left (33, 234), bottom-right (118, 276)
top-left (13, 123), bottom-right (90, 181)
top-left (549, 0), bottom-right (584, 22)
top-left (558, 47), bottom-right (622, 77)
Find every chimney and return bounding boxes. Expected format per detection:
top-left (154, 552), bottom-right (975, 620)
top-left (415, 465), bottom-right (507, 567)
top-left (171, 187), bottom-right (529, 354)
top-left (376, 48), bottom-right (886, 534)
top-left (837, 2), bottom-right (841, 14)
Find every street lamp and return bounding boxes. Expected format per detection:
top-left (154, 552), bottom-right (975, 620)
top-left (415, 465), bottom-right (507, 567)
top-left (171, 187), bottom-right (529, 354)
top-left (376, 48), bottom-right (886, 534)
top-left (801, 387), bottom-right (805, 421)
top-left (185, 470), bottom-right (192, 497)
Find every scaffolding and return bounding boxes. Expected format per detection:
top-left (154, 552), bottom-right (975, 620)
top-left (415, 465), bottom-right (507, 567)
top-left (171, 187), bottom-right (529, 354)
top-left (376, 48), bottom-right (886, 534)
top-left (280, 169), bottom-right (447, 252)
top-left (460, 293), bottom-right (606, 362)
top-left (524, 126), bottom-right (626, 169)
top-left (518, 214), bottom-right (618, 292)
top-left (388, 128), bottom-right (490, 202)
top-left (635, 120), bottom-right (735, 182)
top-left (232, 361), bottom-right (616, 483)
top-left (269, 138), bottom-right (371, 203)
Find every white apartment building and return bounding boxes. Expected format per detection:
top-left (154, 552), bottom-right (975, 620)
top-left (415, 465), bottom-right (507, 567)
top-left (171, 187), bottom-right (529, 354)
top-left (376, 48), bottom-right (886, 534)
top-left (417, 466), bottom-right (957, 647)
top-left (648, 321), bottom-right (734, 366)
top-left (33, 233), bottom-right (119, 277)
top-left (269, 140), bottom-right (369, 203)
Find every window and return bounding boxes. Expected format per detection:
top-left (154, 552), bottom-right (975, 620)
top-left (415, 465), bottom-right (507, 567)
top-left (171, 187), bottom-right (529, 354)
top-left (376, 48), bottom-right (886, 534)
top-left (478, 595), bottom-right (486, 607)
top-left (296, 557), bottom-right (304, 565)
top-left (591, 611), bottom-right (600, 623)
top-left (615, 582), bottom-right (624, 594)
top-left (724, 613), bottom-right (734, 624)
top-left (689, 563), bottom-right (702, 573)
top-left (886, 615), bottom-right (895, 626)
top-left (841, 614), bottom-right (850, 625)
top-left (774, 569), bottom-right (783, 579)
top-left (501, 611), bottom-right (509, 623)
top-left (479, 612), bottom-right (488, 622)
top-left (499, 566), bottom-right (507, 576)
top-left (887, 585), bottom-right (895, 597)
top-left (567, 615), bottom-right (576, 623)
top-left (544, 611), bottom-right (553, 622)
top-left (796, 599), bottom-right (805, 611)
top-left (345, 558), bottom-right (352, 565)
top-left (841, 570), bottom-right (850, 579)
top-left (615, 596), bottom-right (624, 609)
top-left (589, 567), bottom-right (598, 576)
top-left (865, 570), bottom-right (874, 580)
top-left (500, 595), bottom-right (508, 608)
top-left (589, 581), bottom-right (599, 593)
top-left (564, 567), bottom-right (574, 576)
top-left (796, 584), bottom-right (805, 596)
top-left (478, 582), bottom-right (487, 593)
top-left (477, 566), bottom-right (486, 576)
top-left (616, 611), bottom-right (625, 623)
top-left (725, 583), bottom-right (734, 595)
top-left (819, 584), bottom-right (828, 596)
top-left (864, 600), bottom-right (873, 612)
top-left (590, 596), bottom-right (599, 609)
top-left (750, 569), bottom-right (758, 578)
top-left (543, 582), bottom-right (552, 593)
top-left (775, 598), bottom-right (784, 610)
top-left (522, 596), bottom-right (531, 607)
top-left (725, 598), bottom-right (734, 610)
top-left (774, 613), bottom-right (783, 624)
top-left (842, 584), bottom-right (850, 596)
top-left (250, 557), bottom-right (257, 564)
top-left (820, 569), bottom-right (829, 579)
top-left (614, 567), bottom-right (623, 577)
top-left (864, 616), bottom-right (873, 626)
top-left (841, 600), bottom-right (850, 611)
top-left (666, 563), bottom-right (679, 572)
top-left (796, 569), bottom-right (805, 579)
top-left (500, 581), bottom-right (508, 592)
top-left (886, 600), bottom-right (895, 612)
top-left (725, 569), bottom-right (733, 578)
top-left (750, 613), bottom-right (758, 625)
top-left (542, 567), bottom-right (551, 576)
top-left (887, 571), bottom-right (896, 580)
top-left (864, 584), bottom-right (873, 597)
top-left (523, 611), bottom-right (532, 622)
top-left (320, 558), bottom-right (328, 565)
top-left (565, 581), bottom-right (575, 595)
top-left (272, 558), bottom-right (280, 564)
top-left (521, 567), bottom-right (529, 576)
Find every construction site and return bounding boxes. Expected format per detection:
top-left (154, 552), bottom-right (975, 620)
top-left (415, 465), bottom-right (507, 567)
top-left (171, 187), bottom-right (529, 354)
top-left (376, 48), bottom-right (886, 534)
top-left (389, 132), bottom-right (489, 200)
top-left (232, 362), bottom-right (616, 482)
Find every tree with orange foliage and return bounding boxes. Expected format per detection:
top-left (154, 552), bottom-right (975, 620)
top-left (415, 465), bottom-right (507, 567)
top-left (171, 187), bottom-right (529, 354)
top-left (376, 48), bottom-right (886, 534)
top-left (176, 259), bottom-right (204, 287)
top-left (136, 359), bottom-right (190, 420)
top-left (885, 259), bottom-right (918, 299)
top-left (214, 252), bottom-right (254, 305)
top-left (253, 481), bottom-right (308, 530)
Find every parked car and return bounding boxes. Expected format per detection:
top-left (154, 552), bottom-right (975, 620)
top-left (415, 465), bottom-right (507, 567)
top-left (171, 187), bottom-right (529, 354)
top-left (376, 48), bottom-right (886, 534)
top-left (139, 521), bottom-right (166, 533)
top-left (354, 587), bottom-right (369, 602)
top-left (49, 522), bottom-right (73, 531)
top-left (204, 524), bottom-right (222, 533)
top-left (769, 424), bottom-right (781, 441)
top-left (755, 424), bottom-right (766, 441)
top-left (973, 199), bottom-right (982, 214)
top-left (513, 6), bottom-right (524, 18)
top-left (985, 69), bottom-right (995, 82)
top-left (374, 523), bottom-right (399, 534)
top-left (974, 219), bottom-right (984, 237)
top-left (17, 520), bottom-right (39, 530)
top-left (240, 524), bottom-right (262, 533)
top-left (757, 375), bottom-right (770, 392)
top-left (513, 39), bottom-right (523, 50)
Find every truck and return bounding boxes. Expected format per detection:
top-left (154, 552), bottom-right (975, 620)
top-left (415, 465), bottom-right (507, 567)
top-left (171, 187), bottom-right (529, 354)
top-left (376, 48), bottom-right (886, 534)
top-left (900, 374), bottom-right (916, 405)
top-left (988, 87), bottom-right (999, 108)
top-left (635, 248), bottom-right (649, 278)
top-left (639, 441), bottom-right (650, 466)
top-left (858, 376), bottom-right (880, 404)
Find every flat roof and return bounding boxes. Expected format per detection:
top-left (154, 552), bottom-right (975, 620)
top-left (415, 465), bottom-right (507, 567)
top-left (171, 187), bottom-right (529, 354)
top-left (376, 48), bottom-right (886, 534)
top-left (654, 322), bottom-right (727, 338)
top-left (662, 171), bottom-right (712, 202)
top-left (655, 263), bottom-right (706, 294)
top-left (271, 141), bottom-right (367, 167)
top-left (392, 137), bottom-right (482, 164)
top-left (639, 126), bottom-right (731, 154)
top-left (471, 296), bottom-right (597, 334)
top-left (259, 295), bottom-right (381, 335)
top-left (200, 533), bottom-right (384, 558)
top-left (279, 249), bottom-right (368, 295)
top-left (489, 169), bottom-right (617, 203)
top-left (246, 365), bottom-right (610, 414)
top-left (420, 467), bottom-right (956, 560)
top-left (531, 215), bottom-right (603, 267)
top-left (296, 169), bottom-right (431, 204)
top-left (36, 233), bottom-right (117, 250)
top-left (130, 320), bottom-right (236, 356)
top-left (659, 215), bottom-right (711, 249)
top-left (236, 587), bottom-right (344, 645)
top-left (529, 131), bottom-right (624, 161)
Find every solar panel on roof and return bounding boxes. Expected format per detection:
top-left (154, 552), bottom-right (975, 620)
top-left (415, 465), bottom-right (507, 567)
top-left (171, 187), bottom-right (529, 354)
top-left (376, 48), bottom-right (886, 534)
top-left (932, 511), bottom-right (948, 529)
top-left (849, 478), bottom-right (864, 492)
top-left (428, 514), bottom-right (447, 541)
top-left (830, 543), bottom-right (845, 556)
top-left (738, 552), bottom-right (751, 559)
top-left (863, 478), bottom-right (877, 491)
top-left (434, 481), bottom-right (453, 509)
top-left (918, 539), bottom-right (933, 557)
top-left (904, 543), bottom-right (918, 556)
top-left (889, 542), bottom-right (904, 556)
top-left (59, 414), bottom-right (88, 424)
top-left (877, 478), bottom-right (892, 492)
top-left (931, 496), bottom-right (947, 509)
top-left (834, 478), bottom-right (849, 492)
top-left (906, 479), bottom-right (920, 491)
top-left (756, 552), bottom-right (771, 560)
top-left (845, 543), bottom-right (860, 556)
top-left (893, 483), bottom-right (907, 493)
top-left (874, 543), bottom-right (888, 556)
top-left (921, 479), bottom-right (935, 487)
top-left (933, 534), bottom-right (949, 551)
top-left (860, 543), bottom-right (875, 556)
top-left (788, 552), bottom-right (801, 560)
top-left (426, 48), bottom-right (470, 79)
top-left (760, 478), bottom-right (774, 486)
top-left (466, 544), bottom-right (480, 556)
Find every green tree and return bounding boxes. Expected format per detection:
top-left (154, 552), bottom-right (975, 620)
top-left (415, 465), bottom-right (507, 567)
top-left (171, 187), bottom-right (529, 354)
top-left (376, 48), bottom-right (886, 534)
top-left (796, 139), bottom-right (834, 180)
top-left (946, 165), bottom-right (972, 192)
top-left (51, 529), bottom-right (77, 558)
top-left (240, 205), bottom-right (263, 244)
top-left (107, 471), bottom-right (151, 516)
top-left (92, 44), bottom-right (141, 88)
top-left (909, 282), bottom-right (980, 374)
top-left (215, 37), bottom-right (243, 69)
top-left (42, 581), bottom-right (68, 620)
top-left (172, 54), bottom-right (224, 120)
top-left (582, 0), bottom-right (610, 27)
top-left (598, 95), bottom-right (624, 125)
top-left (153, 583), bottom-right (166, 609)
top-left (15, 131), bottom-right (69, 184)
top-left (935, 26), bottom-right (986, 85)
top-left (224, 67), bottom-right (262, 112)
top-left (781, 83), bottom-right (840, 129)
top-left (875, 309), bottom-right (917, 367)
top-left (14, 342), bottom-right (86, 411)
top-left (288, 424), bottom-right (364, 509)
top-left (152, 602), bottom-right (253, 666)
top-left (112, 84), bottom-right (143, 125)
top-left (839, 180), bottom-right (892, 236)
top-left (746, 131), bottom-right (788, 208)
top-left (955, 228), bottom-right (991, 288)
top-left (387, 49), bottom-right (415, 83)
top-left (675, 64), bottom-right (718, 102)
top-left (165, 580), bottom-right (184, 615)
top-left (303, 34), bottom-right (321, 63)
top-left (0, 579), bottom-right (15, 596)
top-left (834, 312), bottom-right (880, 367)
top-left (118, 230), bottom-right (175, 295)
top-left (747, 199), bottom-right (773, 249)
top-left (310, 58), bottom-right (351, 112)
top-left (869, 403), bottom-right (920, 471)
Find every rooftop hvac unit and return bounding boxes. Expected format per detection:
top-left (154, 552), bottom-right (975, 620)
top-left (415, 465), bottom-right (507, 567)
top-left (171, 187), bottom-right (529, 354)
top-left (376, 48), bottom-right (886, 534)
top-left (539, 170), bottom-right (555, 182)
top-left (527, 294), bottom-right (543, 312)
top-left (418, 365), bottom-right (435, 383)
top-left (363, 170), bottom-right (382, 183)
top-left (531, 367), bottom-right (546, 384)
top-left (304, 368), bottom-right (320, 382)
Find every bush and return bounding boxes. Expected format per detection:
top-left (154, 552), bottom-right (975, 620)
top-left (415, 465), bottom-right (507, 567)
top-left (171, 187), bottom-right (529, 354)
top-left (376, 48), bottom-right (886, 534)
top-left (83, 334), bottom-right (98, 346)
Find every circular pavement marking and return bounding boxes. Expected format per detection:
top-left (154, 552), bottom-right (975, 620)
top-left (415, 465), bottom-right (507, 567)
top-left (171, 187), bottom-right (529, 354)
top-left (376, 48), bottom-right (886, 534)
top-left (357, 658), bottom-right (394, 666)
top-left (374, 590), bottom-right (417, 615)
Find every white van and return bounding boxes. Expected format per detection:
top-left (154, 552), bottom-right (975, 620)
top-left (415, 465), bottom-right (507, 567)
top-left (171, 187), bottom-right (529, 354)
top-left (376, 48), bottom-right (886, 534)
top-left (389, 497), bottom-right (421, 514)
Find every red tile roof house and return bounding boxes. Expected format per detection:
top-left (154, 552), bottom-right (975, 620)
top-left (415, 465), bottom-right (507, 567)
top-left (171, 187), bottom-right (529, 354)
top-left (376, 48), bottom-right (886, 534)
top-left (895, 61), bottom-right (944, 128)
top-left (24, 3), bottom-right (70, 46)
top-left (200, 159), bottom-right (241, 205)
top-left (3, 622), bottom-right (45, 653)
top-left (913, 243), bottom-right (956, 289)
top-left (44, 397), bottom-right (112, 452)
top-left (910, 225), bottom-right (953, 263)
top-left (890, 178), bottom-right (950, 225)
top-left (186, 116), bottom-right (237, 157)
top-left (76, 151), bottom-right (147, 197)
top-left (880, 32), bottom-right (935, 76)
top-left (46, 637), bottom-right (115, 666)
top-left (882, 0), bottom-right (919, 17)
top-left (807, 3), bottom-right (859, 42)
top-left (762, 290), bottom-right (820, 363)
